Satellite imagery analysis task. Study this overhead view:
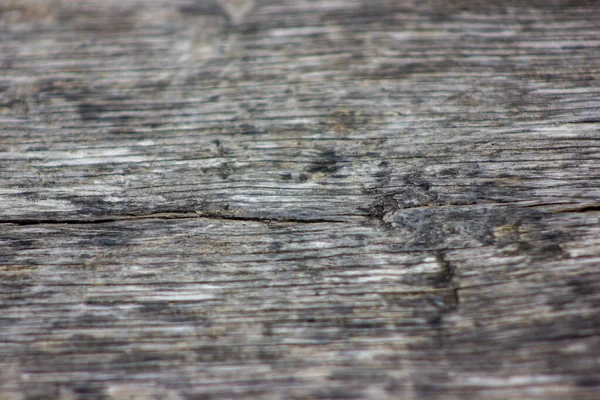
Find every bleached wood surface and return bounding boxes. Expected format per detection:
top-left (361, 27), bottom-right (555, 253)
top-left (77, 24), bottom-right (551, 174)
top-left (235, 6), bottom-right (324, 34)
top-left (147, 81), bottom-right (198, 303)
top-left (1, 1), bottom-right (600, 399)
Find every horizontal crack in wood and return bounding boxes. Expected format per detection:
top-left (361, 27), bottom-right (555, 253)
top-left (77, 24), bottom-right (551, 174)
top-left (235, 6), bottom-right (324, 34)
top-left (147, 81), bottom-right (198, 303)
top-left (0, 212), bottom-right (348, 226)
top-left (552, 204), bottom-right (600, 213)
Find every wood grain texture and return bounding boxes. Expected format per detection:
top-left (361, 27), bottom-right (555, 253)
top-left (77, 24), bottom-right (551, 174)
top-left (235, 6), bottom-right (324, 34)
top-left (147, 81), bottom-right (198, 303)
top-left (1, 0), bottom-right (600, 399)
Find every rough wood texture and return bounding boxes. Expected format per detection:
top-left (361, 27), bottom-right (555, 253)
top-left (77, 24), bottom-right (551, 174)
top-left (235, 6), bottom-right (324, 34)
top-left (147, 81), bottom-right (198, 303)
top-left (1, 1), bottom-right (600, 399)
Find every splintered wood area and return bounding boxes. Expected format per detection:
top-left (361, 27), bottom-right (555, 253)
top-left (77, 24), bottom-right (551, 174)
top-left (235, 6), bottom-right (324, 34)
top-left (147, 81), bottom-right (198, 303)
top-left (1, 1), bottom-right (599, 399)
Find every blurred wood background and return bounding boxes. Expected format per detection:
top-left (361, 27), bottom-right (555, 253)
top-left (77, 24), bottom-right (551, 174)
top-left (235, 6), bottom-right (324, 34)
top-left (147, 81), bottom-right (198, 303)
top-left (1, 0), bottom-right (600, 399)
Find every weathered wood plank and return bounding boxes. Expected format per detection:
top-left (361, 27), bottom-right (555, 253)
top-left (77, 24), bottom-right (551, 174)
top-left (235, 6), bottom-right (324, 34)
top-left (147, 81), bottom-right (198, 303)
top-left (1, 0), bottom-right (600, 399)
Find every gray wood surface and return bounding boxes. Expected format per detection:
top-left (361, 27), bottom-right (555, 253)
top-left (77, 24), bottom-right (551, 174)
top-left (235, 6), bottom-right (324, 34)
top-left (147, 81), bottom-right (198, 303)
top-left (1, 0), bottom-right (600, 399)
